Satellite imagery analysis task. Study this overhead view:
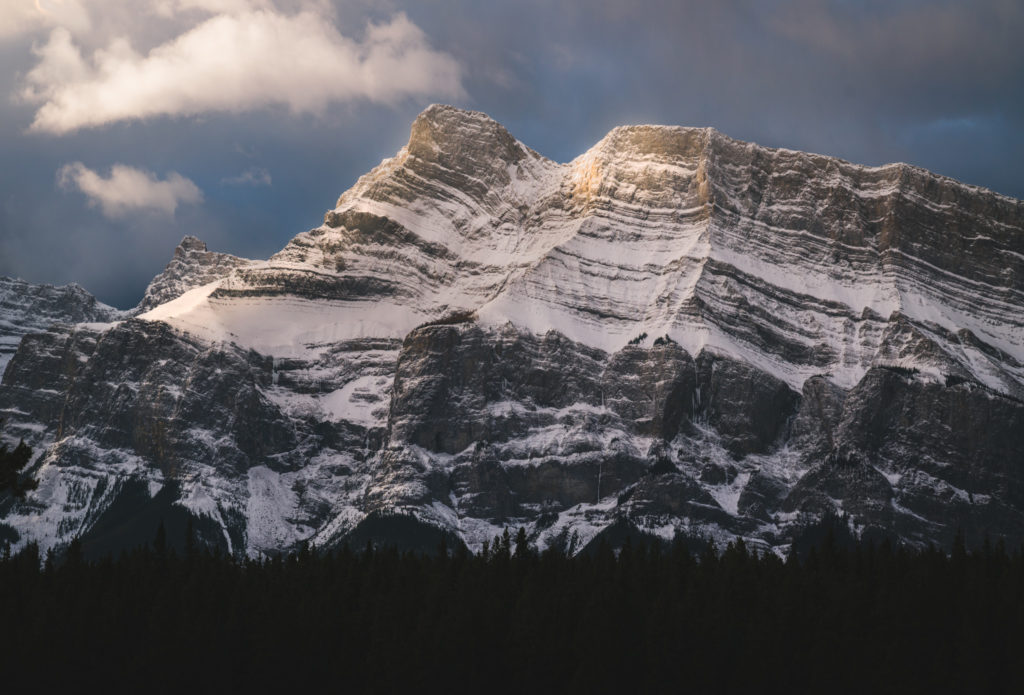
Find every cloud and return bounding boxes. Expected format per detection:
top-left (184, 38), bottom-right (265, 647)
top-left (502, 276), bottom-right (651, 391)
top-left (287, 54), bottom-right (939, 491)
top-left (0, 0), bottom-right (268, 42)
top-left (221, 166), bottom-right (271, 186)
top-left (57, 162), bottom-right (203, 217)
top-left (21, 9), bottom-right (465, 134)
top-left (153, 0), bottom-right (272, 16)
top-left (0, 0), bottom-right (92, 40)
top-left (767, 0), bottom-right (1024, 93)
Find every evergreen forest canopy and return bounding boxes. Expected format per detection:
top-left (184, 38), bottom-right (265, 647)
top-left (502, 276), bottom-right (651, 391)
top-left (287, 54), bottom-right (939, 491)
top-left (0, 518), bottom-right (1021, 693)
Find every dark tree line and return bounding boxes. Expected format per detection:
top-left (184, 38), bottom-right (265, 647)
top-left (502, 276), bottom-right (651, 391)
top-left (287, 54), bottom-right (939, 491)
top-left (0, 519), bottom-right (1021, 693)
top-left (0, 419), bottom-right (36, 497)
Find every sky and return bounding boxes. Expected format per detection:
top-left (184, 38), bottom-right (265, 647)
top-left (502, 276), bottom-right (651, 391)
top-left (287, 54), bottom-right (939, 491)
top-left (0, 0), bottom-right (1021, 308)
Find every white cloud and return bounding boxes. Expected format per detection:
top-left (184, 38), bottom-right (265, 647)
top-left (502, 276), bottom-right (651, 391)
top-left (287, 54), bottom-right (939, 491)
top-left (153, 0), bottom-right (269, 16)
top-left (0, 0), bottom-right (264, 41)
top-left (21, 9), bottom-right (465, 134)
top-left (57, 162), bottom-right (203, 217)
top-left (0, 0), bottom-right (92, 40)
top-left (221, 166), bottom-right (271, 186)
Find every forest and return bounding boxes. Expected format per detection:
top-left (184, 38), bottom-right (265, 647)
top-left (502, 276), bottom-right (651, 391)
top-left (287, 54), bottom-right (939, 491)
top-left (0, 517), bottom-right (1021, 693)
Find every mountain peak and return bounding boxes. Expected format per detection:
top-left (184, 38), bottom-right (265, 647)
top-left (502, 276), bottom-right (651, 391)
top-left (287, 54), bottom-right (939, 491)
top-left (407, 104), bottom-right (528, 165)
top-left (175, 235), bottom-right (208, 255)
top-left (415, 103), bottom-right (496, 126)
top-left (139, 237), bottom-right (253, 313)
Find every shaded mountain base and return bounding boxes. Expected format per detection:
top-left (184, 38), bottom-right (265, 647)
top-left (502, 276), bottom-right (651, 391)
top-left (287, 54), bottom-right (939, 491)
top-left (79, 480), bottom-right (228, 560)
top-left (338, 511), bottom-right (468, 555)
top-left (578, 518), bottom-right (670, 555)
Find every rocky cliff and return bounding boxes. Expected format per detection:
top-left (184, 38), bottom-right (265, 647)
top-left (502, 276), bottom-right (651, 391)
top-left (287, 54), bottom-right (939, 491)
top-left (137, 236), bottom-right (256, 312)
top-left (0, 277), bottom-right (125, 378)
top-left (1, 105), bottom-right (1021, 556)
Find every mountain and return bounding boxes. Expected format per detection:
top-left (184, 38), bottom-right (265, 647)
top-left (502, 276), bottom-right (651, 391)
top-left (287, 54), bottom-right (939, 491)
top-left (0, 235), bottom-right (244, 376)
top-left (0, 277), bottom-right (126, 377)
top-left (137, 235), bottom-right (256, 313)
top-left (1, 105), bottom-right (1022, 557)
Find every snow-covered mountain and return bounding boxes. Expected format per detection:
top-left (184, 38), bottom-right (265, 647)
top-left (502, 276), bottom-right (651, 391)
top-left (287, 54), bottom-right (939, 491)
top-left (0, 277), bottom-right (126, 377)
top-left (0, 236), bottom-right (245, 376)
top-left (1, 105), bottom-right (1022, 556)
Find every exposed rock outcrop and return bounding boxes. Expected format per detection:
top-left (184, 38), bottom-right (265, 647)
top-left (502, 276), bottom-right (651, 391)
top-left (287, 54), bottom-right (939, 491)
top-left (0, 277), bottom-right (124, 377)
top-left (138, 236), bottom-right (255, 311)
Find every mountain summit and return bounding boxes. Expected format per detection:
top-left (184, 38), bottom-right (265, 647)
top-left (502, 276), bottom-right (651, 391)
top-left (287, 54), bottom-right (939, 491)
top-left (1, 106), bottom-right (1022, 556)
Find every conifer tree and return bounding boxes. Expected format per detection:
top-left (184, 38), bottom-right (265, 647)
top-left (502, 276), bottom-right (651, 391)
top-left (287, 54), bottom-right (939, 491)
top-left (513, 527), bottom-right (530, 559)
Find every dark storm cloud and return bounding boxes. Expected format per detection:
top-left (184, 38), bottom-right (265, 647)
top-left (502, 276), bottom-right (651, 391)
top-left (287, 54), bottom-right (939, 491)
top-left (408, 0), bottom-right (1024, 171)
top-left (0, 0), bottom-right (1020, 308)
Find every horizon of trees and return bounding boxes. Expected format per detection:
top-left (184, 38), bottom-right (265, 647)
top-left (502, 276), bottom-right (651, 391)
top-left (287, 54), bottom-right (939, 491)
top-left (0, 516), bottom-right (1021, 693)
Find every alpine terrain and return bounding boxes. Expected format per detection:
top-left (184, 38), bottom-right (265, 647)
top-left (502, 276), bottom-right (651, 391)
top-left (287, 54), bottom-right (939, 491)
top-left (1, 105), bottom-right (1022, 557)
top-left (0, 277), bottom-right (126, 376)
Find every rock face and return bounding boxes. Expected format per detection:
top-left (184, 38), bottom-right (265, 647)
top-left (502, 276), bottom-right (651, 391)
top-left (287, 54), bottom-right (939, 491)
top-left (1, 105), bottom-right (1022, 556)
top-left (0, 277), bottom-right (125, 377)
top-left (137, 236), bottom-right (255, 312)
top-left (0, 235), bottom-right (243, 379)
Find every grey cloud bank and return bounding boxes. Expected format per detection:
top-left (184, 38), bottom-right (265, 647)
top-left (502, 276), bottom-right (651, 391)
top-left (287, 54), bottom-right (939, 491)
top-left (0, 0), bottom-right (1021, 308)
